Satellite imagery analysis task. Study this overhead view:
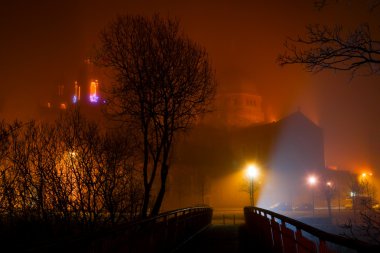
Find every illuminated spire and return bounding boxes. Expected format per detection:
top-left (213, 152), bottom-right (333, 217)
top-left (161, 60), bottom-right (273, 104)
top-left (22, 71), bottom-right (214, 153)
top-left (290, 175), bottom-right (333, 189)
top-left (89, 80), bottom-right (99, 103)
top-left (73, 81), bottom-right (81, 104)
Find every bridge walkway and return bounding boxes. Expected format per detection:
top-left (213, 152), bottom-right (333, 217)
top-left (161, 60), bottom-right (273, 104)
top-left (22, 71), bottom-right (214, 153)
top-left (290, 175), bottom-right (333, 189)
top-left (173, 224), bottom-right (273, 253)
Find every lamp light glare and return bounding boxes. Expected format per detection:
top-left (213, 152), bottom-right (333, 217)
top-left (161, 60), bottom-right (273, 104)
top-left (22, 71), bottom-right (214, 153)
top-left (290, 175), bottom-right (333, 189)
top-left (246, 164), bottom-right (259, 179)
top-left (308, 175), bottom-right (317, 186)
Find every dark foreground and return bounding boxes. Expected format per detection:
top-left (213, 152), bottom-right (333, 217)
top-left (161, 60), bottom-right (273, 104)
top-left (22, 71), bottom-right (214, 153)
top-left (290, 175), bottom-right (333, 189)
top-left (173, 224), bottom-right (273, 253)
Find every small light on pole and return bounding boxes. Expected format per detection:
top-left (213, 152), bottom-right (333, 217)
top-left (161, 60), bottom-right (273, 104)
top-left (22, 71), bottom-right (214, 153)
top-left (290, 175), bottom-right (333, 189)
top-left (308, 175), bottom-right (317, 186)
top-left (307, 175), bottom-right (318, 215)
top-left (325, 181), bottom-right (334, 218)
top-left (246, 164), bottom-right (259, 206)
top-left (359, 172), bottom-right (372, 183)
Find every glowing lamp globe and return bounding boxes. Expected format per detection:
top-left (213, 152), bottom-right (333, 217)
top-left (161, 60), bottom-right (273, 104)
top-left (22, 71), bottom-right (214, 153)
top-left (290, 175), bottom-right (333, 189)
top-left (246, 164), bottom-right (259, 179)
top-left (308, 175), bottom-right (317, 186)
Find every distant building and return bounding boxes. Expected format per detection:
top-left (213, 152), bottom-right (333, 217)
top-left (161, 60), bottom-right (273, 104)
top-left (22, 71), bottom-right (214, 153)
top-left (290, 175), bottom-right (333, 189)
top-left (38, 59), bottom-right (104, 121)
top-left (205, 92), bottom-right (265, 127)
top-left (249, 110), bottom-right (325, 207)
top-left (166, 110), bottom-right (326, 209)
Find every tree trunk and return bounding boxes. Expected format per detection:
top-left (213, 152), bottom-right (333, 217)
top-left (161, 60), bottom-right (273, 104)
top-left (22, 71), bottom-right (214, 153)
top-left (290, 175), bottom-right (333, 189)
top-left (141, 186), bottom-right (151, 218)
top-left (141, 129), bottom-right (151, 218)
top-left (327, 197), bottom-right (332, 218)
top-left (151, 163), bottom-right (168, 216)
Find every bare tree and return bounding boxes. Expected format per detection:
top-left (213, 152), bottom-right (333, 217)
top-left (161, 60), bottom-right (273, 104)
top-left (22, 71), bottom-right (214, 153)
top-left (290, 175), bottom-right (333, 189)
top-left (342, 206), bottom-right (380, 244)
top-left (278, 1), bottom-right (380, 78)
top-left (95, 14), bottom-right (216, 217)
top-left (347, 174), bottom-right (376, 212)
top-left (0, 121), bottom-right (22, 222)
top-left (340, 174), bottom-right (380, 244)
top-left (55, 109), bottom-right (143, 227)
top-left (0, 111), bottom-right (146, 251)
top-left (96, 127), bottom-right (143, 224)
top-left (313, 0), bottom-right (380, 11)
top-left (322, 180), bottom-right (336, 218)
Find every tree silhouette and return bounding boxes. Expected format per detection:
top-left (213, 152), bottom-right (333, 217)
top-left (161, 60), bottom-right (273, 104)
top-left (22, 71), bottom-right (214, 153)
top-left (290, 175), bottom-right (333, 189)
top-left (95, 14), bottom-right (216, 217)
top-left (278, 1), bottom-right (380, 78)
top-left (322, 180), bottom-right (336, 218)
top-left (0, 110), bottom-right (143, 249)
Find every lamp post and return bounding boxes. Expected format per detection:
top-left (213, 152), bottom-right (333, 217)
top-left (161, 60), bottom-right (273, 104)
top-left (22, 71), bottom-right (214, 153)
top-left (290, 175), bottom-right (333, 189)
top-left (246, 164), bottom-right (259, 206)
top-left (307, 175), bottom-right (317, 215)
top-left (325, 181), bottom-right (334, 218)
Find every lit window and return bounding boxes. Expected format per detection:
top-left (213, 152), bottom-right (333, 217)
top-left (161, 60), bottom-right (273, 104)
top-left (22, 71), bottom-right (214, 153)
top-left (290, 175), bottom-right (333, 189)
top-left (74, 81), bottom-right (80, 103)
top-left (89, 80), bottom-right (99, 103)
top-left (89, 94), bottom-right (99, 103)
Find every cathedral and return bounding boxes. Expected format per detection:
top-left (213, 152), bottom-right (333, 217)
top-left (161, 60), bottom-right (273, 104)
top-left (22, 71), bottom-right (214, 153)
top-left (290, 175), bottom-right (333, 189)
top-left (165, 92), bottom-right (326, 210)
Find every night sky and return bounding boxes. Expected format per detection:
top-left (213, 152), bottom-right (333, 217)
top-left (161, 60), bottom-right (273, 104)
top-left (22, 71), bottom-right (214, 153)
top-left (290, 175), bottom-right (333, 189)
top-left (1, 0), bottom-right (380, 172)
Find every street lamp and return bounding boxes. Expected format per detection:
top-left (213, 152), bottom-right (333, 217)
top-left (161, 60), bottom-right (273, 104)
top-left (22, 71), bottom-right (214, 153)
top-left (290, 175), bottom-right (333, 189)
top-left (325, 181), bottom-right (334, 218)
top-left (246, 164), bottom-right (259, 206)
top-left (359, 172), bottom-right (372, 184)
top-left (307, 175), bottom-right (318, 215)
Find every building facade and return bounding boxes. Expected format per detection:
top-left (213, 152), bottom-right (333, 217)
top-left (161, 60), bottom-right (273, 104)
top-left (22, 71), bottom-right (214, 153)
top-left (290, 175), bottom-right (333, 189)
top-left (165, 108), bottom-right (326, 210)
top-left (205, 92), bottom-right (265, 127)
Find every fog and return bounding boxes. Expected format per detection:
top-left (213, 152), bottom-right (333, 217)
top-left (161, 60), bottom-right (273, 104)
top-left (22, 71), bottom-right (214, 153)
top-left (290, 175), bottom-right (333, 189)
top-left (1, 0), bottom-right (380, 209)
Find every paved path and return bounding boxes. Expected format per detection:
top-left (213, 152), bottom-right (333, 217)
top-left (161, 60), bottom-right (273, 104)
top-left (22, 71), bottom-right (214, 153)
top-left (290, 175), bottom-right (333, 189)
top-left (173, 224), bottom-right (272, 253)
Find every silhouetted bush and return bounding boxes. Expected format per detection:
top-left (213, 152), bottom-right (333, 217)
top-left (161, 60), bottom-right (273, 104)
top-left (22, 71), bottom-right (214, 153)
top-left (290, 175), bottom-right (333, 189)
top-left (0, 109), bottom-right (144, 249)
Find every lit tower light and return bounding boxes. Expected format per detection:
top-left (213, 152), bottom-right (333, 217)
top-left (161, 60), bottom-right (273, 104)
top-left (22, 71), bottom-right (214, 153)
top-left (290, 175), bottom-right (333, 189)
top-left (72, 81), bottom-right (81, 104)
top-left (58, 84), bottom-right (67, 109)
top-left (89, 80), bottom-right (99, 103)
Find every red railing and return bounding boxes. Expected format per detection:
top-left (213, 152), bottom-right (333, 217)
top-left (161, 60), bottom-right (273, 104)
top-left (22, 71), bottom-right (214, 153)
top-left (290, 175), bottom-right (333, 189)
top-left (244, 206), bottom-right (380, 253)
top-left (32, 206), bottom-right (212, 253)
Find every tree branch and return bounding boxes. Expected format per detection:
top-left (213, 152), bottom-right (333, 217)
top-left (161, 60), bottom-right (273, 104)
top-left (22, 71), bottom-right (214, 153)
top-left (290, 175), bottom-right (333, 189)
top-left (278, 23), bottom-right (380, 76)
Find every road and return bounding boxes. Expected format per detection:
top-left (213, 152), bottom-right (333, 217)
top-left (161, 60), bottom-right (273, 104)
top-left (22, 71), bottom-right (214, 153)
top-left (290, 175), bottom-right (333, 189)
top-left (173, 224), bottom-right (273, 253)
top-left (212, 207), bottom-right (359, 235)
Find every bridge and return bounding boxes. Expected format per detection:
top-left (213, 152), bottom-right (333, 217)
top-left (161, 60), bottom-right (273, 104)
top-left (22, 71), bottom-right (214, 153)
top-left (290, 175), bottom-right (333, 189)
top-left (30, 206), bottom-right (380, 253)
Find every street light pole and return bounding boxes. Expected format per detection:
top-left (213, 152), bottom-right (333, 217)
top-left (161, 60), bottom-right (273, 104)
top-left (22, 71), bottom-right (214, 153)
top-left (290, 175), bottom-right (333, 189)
top-left (250, 177), bottom-right (254, 206)
top-left (246, 164), bottom-right (259, 206)
top-left (307, 175), bottom-right (317, 216)
top-left (312, 187), bottom-right (315, 215)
